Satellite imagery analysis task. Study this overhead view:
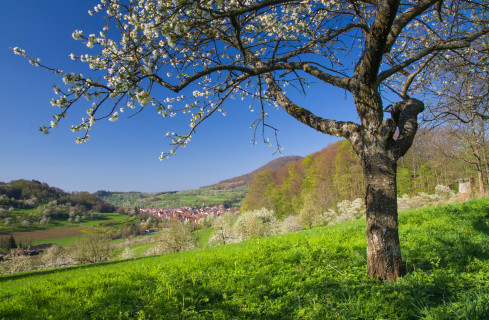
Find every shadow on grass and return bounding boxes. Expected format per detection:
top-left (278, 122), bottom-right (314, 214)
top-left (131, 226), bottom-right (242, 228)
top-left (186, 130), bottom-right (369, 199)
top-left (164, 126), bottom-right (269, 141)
top-left (473, 217), bottom-right (489, 236)
top-left (0, 255), bottom-right (155, 283)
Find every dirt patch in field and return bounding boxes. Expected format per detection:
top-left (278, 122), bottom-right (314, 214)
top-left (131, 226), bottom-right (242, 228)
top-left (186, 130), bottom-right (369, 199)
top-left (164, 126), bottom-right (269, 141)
top-left (0, 227), bottom-right (88, 242)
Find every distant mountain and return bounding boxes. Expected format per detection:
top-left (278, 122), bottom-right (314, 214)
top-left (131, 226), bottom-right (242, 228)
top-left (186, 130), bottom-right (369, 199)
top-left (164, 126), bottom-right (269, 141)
top-left (209, 155), bottom-right (303, 190)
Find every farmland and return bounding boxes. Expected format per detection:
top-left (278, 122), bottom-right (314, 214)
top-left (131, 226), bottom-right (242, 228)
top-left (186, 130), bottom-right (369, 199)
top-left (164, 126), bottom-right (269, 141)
top-left (101, 186), bottom-right (248, 209)
top-left (0, 212), bottom-right (135, 247)
top-left (1, 198), bottom-right (488, 319)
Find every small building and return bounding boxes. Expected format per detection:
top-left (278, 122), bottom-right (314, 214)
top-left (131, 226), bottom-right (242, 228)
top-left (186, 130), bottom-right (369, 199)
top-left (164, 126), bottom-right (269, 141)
top-left (458, 178), bottom-right (473, 194)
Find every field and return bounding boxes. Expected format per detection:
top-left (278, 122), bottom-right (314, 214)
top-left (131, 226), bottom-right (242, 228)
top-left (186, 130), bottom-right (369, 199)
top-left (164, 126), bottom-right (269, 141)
top-left (103, 186), bottom-right (248, 208)
top-left (0, 199), bottom-right (488, 319)
top-left (2, 227), bottom-right (86, 244)
top-left (0, 212), bottom-right (134, 246)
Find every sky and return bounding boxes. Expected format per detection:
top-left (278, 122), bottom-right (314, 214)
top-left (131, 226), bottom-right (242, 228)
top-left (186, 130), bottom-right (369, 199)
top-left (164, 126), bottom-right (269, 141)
top-left (0, 1), bottom-right (361, 193)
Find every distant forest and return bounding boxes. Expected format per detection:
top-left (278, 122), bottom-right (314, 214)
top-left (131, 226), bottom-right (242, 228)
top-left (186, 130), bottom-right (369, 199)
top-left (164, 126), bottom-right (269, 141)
top-left (242, 128), bottom-right (479, 218)
top-left (0, 180), bottom-right (117, 213)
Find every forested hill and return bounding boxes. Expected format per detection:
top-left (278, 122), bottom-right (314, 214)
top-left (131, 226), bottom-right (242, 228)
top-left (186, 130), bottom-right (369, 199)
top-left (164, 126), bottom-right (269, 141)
top-left (242, 140), bottom-right (363, 217)
top-left (0, 179), bottom-right (117, 213)
top-left (209, 155), bottom-right (303, 190)
top-left (242, 133), bottom-right (473, 218)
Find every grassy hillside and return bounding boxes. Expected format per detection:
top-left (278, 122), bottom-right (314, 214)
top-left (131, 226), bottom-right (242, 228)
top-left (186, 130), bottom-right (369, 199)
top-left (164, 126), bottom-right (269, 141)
top-left (101, 156), bottom-right (302, 209)
top-left (103, 186), bottom-right (248, 208)
top-left (1, 199), bottom-right (488, 319)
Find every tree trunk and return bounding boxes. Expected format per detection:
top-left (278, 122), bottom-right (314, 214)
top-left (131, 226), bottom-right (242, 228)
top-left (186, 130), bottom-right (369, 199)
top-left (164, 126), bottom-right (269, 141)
top-left (363, 149), bottom-right (404, 281)
top-left (477, 168), bottom-right (485, 194)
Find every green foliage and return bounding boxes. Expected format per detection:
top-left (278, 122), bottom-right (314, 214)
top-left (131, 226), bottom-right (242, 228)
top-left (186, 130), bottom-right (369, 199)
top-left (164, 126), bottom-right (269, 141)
top-left (150, 220), bottom-right (195, 255)
top-left (243, 141), bottom-right (363, 218)
top-left (0, 180), bottom-right (117, 213)
top-left (0, 236), bottom-right (17, 254)
top-left (0, 199), bottom-right (488, 319)
top-left (70, 231), bottom-right (113, 264)
top-left (332, 140), bottom-right (363, 200)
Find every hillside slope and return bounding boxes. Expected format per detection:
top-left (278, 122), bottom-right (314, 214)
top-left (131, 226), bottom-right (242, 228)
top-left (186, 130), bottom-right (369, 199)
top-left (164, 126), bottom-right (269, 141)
top-left (242, 141), bottom-right (363, 216)
top-left (101, 155), bottom-right (302, 208)
top-left (210, 155), bottom-right (303, 190)
top-left (1, 199), bottom-right (488, 319)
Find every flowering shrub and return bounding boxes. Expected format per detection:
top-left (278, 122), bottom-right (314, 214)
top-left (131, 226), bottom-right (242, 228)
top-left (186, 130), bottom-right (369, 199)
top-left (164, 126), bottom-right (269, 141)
top-left (70, 233), bottom-right (113, 264)
top-left (40, 245), bottom-right (76, 270)
top-left (324, 198), bottom-right (365, 225)
top-left (299, 195), bottom-right (323, 228)
top-left (149, 220), bottom-right (195, 255)
top-left (398, 185), bottom-right (456, 211)
top-left (0, 255), bottom-right (33, 275)
top-left (279, 215), bottom-right (303, 234)
top-left (208, 213), bottom-right (241, 246)
top-left (435, 184), bottom-right (456, 200)
top-left (119, 246), bottom-right (138, 260)
top-left (233, 208), bottom-right (277, 240)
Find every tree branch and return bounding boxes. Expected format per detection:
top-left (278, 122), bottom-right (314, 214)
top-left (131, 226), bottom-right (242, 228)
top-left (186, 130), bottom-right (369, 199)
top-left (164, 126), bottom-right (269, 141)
top-left (354, 0), bottom-right (400, 85)
top-left (384, 0), bottom-right (439, 52)
top-left (391, 98), bottom-right (425, 158)
top-left (259, 67), bottom-right (362, 148)
top-left (377, 28), bottom-right (489, 83)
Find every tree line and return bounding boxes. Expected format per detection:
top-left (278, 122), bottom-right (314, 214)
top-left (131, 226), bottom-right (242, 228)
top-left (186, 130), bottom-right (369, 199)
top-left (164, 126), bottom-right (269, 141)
top-left (0, 180), bottom-right (117, 213)
top-left (243, 127), bottom-right (484, 219)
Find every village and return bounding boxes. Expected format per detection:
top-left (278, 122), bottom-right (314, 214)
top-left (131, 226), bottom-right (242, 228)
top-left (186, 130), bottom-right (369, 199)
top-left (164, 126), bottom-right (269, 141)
top-left (139, 204), bottom-right (241, 224)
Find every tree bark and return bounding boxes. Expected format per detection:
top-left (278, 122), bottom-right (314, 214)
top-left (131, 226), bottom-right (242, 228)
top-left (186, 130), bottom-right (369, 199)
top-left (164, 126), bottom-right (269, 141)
top-left (363, 149), bottom-right (404, 281)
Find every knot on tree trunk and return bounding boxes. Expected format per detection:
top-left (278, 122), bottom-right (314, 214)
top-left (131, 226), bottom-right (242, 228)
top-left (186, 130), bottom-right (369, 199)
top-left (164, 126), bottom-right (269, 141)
top-left (390, 98), bottom-right (425, 158)
top-left (390, 98), bottom-right (424, 127)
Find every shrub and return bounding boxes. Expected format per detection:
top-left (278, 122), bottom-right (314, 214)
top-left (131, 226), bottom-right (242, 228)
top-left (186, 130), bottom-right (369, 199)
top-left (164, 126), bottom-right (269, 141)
top-left (23, 197), bottom-right (38, 207)
top-left (150, 220), bottom-right (195, 255)
top-left (209, 212), bottom-right (241, 246)
top-left (324, 198), bottom-right (365, 225)
top-left (40, 245), bottom-right (76, 269)
top-left (39, 215), bottom-right (50, 225)
top-left (0, 254), bottom-right (33, 275)
top-left (398, 185), bottom-right (456, 211)
top-left (119, 246), bottom-right (138, 260)
top-left (280, 215), bottom-right (304, 234)
top-left (233, 208), bottom-right (277, 240)
top-left (70, 232), bottom-right (113, 264)
top-left (435, 184), bottom-right (456, 200)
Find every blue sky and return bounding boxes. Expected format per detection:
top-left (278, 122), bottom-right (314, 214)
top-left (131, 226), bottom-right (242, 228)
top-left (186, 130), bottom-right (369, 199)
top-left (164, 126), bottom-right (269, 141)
top-left (1, 1), bottom-right (360, 193)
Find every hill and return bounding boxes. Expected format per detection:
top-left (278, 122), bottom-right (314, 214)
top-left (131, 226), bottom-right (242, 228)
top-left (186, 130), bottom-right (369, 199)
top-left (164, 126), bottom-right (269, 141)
top-left (242, 141), bottom-right (363, 216)
top-left (1, 198), bottom-right (488, 319)
top-left (0, 180), bottom-right (120, 234)
top-left (101, 155), bottom-right (302, 208)
top-left (209, 155), bottom-right (303, 190)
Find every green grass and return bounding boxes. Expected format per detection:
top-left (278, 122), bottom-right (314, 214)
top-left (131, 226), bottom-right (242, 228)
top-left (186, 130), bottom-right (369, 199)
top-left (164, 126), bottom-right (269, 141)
top-left (0, 210), bottom-right (132, 234)
top-left (103, 186), bottom-right (248, 208)
top-left (31, 236), bottom-right (80, 247)
top-left (1, 199), bottom-right (488, 319)
top-left (193, 227), bottom-right (215, 248)
top-left (81, 212), bottom-right (133, 227)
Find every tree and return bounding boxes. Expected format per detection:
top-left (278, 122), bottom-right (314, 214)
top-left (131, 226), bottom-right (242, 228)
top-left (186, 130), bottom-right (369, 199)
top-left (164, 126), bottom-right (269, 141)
top-left (14, 0), bottom-right (489, 281)
top-left (418, 45), bottom-right (489, 194)
top-left (157, 220), bottom-right (195, 253)
top-left (71, 232), bottom-right (113, 264)
top-left (7, 235), bottom-right (17, 250)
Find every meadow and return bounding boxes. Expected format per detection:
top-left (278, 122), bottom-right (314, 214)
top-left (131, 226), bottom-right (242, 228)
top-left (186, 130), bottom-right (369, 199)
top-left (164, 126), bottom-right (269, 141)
top-left (0, 212), bottom-right (135, 247)
top-left (103, 186), bottom-right (248, 209)
top-left (0, 198), bottom-right (488, 319)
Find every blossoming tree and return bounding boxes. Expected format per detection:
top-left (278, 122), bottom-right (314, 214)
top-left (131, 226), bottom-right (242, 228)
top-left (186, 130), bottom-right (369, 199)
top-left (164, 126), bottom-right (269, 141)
top-left (14, 0), bottom-right (489, 281)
